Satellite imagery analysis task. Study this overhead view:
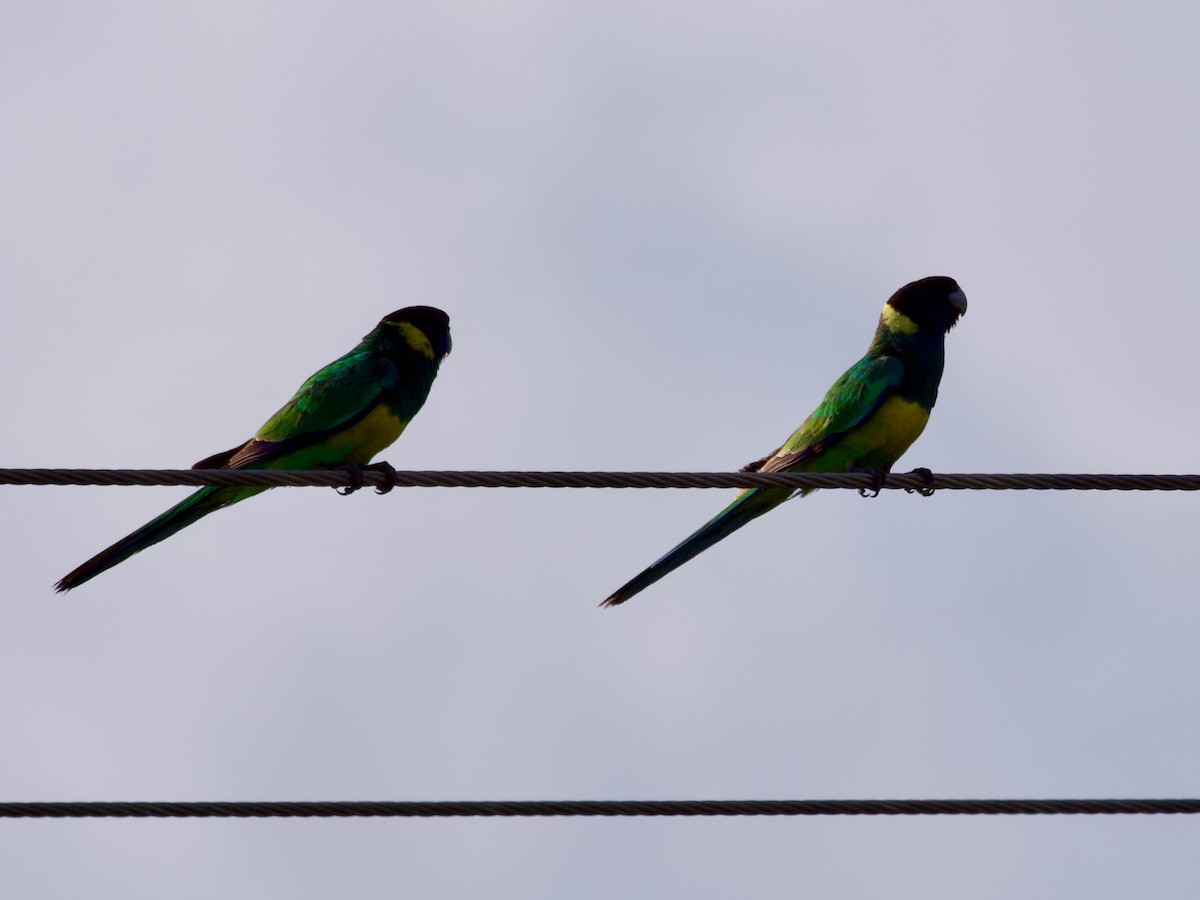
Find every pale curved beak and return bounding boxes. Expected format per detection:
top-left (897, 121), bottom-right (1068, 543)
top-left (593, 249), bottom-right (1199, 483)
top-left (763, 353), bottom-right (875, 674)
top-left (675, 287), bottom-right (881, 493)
top-left (948, 289), bottom-right (968, 316)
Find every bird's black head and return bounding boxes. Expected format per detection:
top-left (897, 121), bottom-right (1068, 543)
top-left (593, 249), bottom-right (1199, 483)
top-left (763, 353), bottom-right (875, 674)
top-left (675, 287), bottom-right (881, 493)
top-left (379, 306), bottom-right (452, 360)
top-left (885, 276), bottom-right (967, 335)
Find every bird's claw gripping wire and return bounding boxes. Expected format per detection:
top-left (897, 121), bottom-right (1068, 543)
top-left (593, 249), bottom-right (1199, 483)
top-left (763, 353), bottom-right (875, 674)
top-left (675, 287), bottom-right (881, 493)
top-left (335, 461), bottom-right (399, 495)
top-left (366, 460), bottom-right (399, 494)
top-left (904, 467), bottom-right (937, 497)
top-left (336, 463), bottom-right (366, 495)
top-left (857, 467), bottom-right (887, 498)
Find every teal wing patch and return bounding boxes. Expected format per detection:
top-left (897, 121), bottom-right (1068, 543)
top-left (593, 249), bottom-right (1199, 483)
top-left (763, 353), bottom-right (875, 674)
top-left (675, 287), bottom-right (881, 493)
top-left (760, 354), bottom-right (903, 472)
top-left (216, 349), bottom-right (398, 469)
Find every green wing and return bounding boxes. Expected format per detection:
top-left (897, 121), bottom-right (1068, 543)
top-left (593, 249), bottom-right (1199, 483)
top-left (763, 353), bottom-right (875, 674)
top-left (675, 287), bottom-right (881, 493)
top-left (758, 354), bottom-right (903, 472)
top-left (196, 348), bottom-right (398, 470)
top-left (256, 349), bottom-right (397, 440)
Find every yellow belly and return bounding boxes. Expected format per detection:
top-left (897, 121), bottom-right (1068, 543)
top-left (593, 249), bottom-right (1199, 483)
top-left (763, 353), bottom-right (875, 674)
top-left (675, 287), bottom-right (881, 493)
top-left (325, 402), bottom-right (408, 464)
top-left (840, 395), bottom-right (930, 469)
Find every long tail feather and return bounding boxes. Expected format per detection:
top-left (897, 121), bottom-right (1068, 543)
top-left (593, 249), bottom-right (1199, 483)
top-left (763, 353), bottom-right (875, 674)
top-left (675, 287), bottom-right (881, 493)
top-left (55, 485), bottom-right (263, 592)
top-left (601, 487), bottom-right (792, 607)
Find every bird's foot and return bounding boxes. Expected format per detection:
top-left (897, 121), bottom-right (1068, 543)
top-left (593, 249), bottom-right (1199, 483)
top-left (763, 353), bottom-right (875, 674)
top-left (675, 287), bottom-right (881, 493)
top-left (335, 461), bottom-right (399, 495)
top-left (904, 467), bottom-right (936, 497)
top-left (857, 467), bottom-right (887, 498)
top-left (365, 460), bottom-right (399, 494)
top-left (335, 463), bottom-right (367, 495)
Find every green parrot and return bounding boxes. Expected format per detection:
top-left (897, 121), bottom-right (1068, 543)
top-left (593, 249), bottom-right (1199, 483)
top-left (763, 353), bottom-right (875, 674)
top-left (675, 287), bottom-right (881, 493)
top-left (602, 276), bottom-right (966, 607)
top-left (56, 306), bottom-right (451, 592)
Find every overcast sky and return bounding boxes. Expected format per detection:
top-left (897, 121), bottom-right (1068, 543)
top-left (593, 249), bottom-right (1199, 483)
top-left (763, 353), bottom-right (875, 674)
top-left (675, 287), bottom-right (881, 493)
top-left (3, 2), bottom-right (1200, 897)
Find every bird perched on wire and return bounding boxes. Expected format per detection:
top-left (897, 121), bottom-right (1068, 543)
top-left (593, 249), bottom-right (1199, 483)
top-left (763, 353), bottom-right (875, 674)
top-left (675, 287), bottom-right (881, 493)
top-left (602, 276), bottom-right (966, 607)
top-left (55, 306), bottom-right (451, 592)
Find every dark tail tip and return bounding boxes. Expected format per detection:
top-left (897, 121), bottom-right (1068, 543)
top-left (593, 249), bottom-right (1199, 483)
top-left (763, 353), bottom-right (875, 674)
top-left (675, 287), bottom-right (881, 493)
top-left (54, 565), bottom-right (92, 593)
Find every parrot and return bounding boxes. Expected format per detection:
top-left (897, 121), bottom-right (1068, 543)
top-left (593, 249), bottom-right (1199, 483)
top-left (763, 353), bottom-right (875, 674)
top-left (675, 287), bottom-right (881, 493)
top-left (602, 276), bottom-right (966, 607)
top-left (56, 306), bottom-right (451, 591)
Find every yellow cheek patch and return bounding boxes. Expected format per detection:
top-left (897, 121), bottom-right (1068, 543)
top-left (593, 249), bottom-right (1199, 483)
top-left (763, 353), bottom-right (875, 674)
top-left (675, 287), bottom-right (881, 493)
top-left (396, 322), bottom-right (436, 359)
top-left (881, 305), bottom-right (919, 335)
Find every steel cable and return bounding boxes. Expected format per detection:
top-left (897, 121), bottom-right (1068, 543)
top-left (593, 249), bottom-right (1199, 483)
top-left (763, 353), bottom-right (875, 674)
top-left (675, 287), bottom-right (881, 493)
top-left (3, 469), bottom-right (1200, 491)
top-left (2, 798), bottom-right (1199, 819)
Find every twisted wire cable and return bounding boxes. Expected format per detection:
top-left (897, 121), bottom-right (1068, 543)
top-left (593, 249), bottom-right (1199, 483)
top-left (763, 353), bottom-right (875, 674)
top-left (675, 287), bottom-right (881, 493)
top-left (1, 798), bottom-right (1198, 819)
top-left (2, 468), bottom-right (1199, 491)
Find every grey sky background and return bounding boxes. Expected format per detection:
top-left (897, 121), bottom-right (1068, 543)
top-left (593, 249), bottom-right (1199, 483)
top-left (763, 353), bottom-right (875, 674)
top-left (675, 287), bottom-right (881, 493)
top-left (3, 2), bottom-right (1200, 897)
